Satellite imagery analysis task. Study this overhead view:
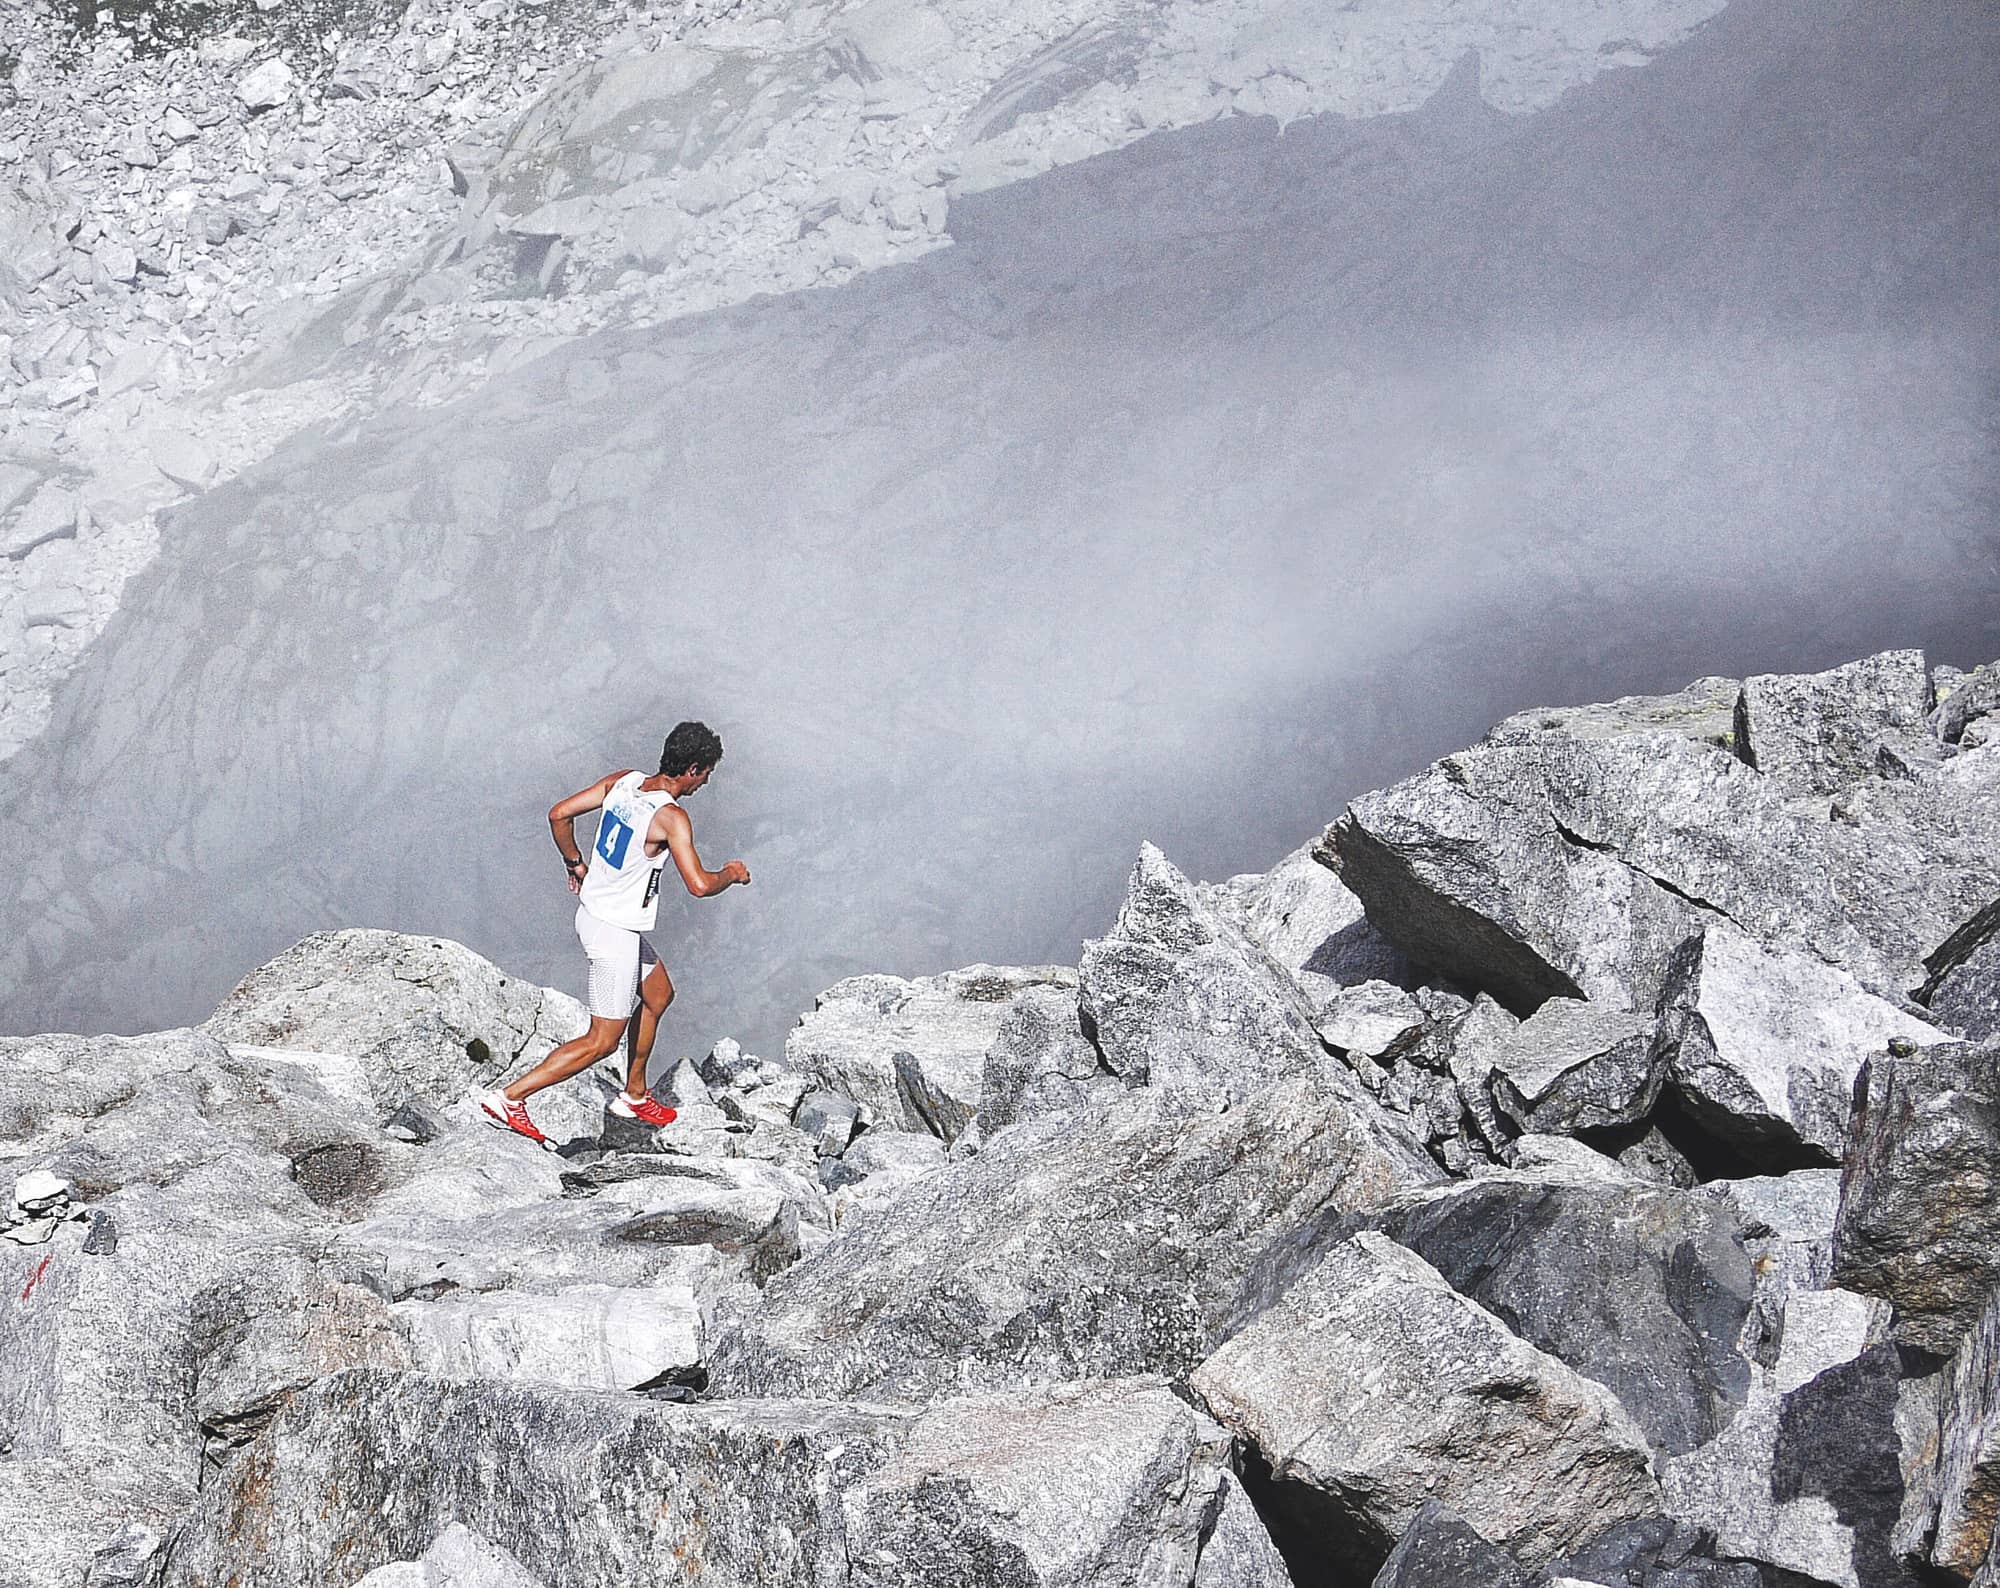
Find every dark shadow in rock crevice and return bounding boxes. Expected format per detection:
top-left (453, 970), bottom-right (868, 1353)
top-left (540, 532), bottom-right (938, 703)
top-left (1232, 1439), bottom-right (1385, 1588)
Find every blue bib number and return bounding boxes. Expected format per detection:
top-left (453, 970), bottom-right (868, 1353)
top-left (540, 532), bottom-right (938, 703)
top-left (596, 811), bottom-right (634, 868)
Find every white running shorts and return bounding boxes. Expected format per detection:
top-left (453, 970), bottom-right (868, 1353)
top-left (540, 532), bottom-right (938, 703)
top-left (574, 904), bottom-right (659, 1019)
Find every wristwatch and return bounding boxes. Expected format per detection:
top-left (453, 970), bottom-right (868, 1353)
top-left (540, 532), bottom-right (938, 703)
top-left (565, 857), bottom-right (587, 876)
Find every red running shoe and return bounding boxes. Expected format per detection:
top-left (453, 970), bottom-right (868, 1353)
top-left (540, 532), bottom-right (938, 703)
top-left (609, 1091), bottom-right (678, 1127)
top-left (478, 1089), bottom-right (555, 1151)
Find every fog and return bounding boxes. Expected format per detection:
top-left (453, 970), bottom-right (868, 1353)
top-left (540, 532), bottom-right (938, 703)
top-left (2, 0), bottom-right (1995, 1057)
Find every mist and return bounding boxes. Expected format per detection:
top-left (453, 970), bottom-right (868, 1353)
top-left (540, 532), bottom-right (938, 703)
top-left (2, 0), bottom-right (1995, 1058)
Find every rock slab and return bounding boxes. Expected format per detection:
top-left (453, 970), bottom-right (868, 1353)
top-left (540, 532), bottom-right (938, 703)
top-left (710, 1076), bottom-right (1437, 1405)
top-left (1189, 1231), bottom-right (1660, 1571)
top-left (1658, 921), bottom-right (1946, 1161)
top-left (1833, 1035), bottom-right (2000, 1355)
top-left (157, 1370), bottom-right (1237, 1588)
top-left (1377, 1179), bottom-right (1757, 1457)
top-left (786, 963), bottom-right (1077, 1141)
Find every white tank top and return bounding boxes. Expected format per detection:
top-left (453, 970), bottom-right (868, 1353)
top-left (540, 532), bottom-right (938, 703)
top-left (579, 772), bottom-right (679, 931)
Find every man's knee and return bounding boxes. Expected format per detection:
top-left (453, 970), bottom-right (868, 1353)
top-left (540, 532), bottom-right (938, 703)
top-left (642, 967), bottom-right (674, 1013)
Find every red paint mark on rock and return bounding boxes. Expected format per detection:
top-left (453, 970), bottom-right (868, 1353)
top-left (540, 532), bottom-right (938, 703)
top-left (20, 1256), bottom-right (52, 1300)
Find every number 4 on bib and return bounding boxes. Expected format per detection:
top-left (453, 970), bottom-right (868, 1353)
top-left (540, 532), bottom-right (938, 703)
top-left (596, 812), bottom-right (634, 867)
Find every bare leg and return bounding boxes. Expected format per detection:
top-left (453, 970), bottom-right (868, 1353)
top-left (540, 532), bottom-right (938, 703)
top-left (506, 1016), bottom-right (625, 1102)
top-left (625, 960), bottom-right (675, 1097)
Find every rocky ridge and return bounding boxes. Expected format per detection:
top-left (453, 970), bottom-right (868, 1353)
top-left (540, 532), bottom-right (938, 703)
top-left (5, 646), bottom-right (2000, 1586)
top-left (0, 0), bottom-right (1729, 761)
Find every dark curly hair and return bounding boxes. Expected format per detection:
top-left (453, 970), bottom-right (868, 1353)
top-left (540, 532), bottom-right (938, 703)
top-left (659, 720), bottom-right (723, 776)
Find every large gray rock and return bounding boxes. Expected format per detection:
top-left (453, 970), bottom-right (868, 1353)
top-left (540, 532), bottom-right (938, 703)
top-left (1376, 705), bottom-right (2000, 1023)
top-left (1547, 1517), bottom-right (1761, 1588)
top-left (1376, 1179), bottom-right (1757, 1456)
top-left (357, 1121), bottom-right (570, 1228)
top-left (1706, 1170), bottom-right (1844, 1365)
top-left (1482, 677), bottom-right (1741, 751)
top-left (189, 1250), bottom-right (411, 1467)
top-left (1734, 650), bottom-right (1936, 798)
top-left (0, 1011), bottom-right (568, 1584)
top-left (0, 1223), bottom-right (207, 1588)
top-left (1657, 921), bottom-right (1947, 1161)
top-left (559, 1146), bottom-right (829, 1229)
top-left (1713, 1170), bottom-right (1844, 1252)
top-left (205, 935), bottom-right (615, 1148)
top-left (959, 982), bottom-right (1112, 1150)
top-left (202, 929), bottom-right (586, 1083)
top-left (1084, 849), bottom-right (1481, 1181)
top-left (786, 963), bottom-right (1078, 1141)
top-left (567, 1147), bottom-right (820, 1283)
top-left (0, 1029), bottom-right (409, 1583)
top-left (346, 1013), bottom-right (558, 1127)
top-left (1188, 1231), bottom-right (1661, 1571)
top-left (1899, 1281), bottom-right (2000, 1582)
top-left (1660, 1289), bottom-right (1920, 1588)
top-left (343, 1192), bottom-right (759, 1303)
top-left (1432, 993), bottom-right (1523, 1156)
top-left (709, 1074), bottom-right (1438, 1404)
top-left (1328, 731), bottom-right (1888, 1015)
top-left (841, 1378), bottom-right (1233, 1588)
top-left (42, 1040), bottom-right (578, 1241)
top-left (1925, 904), bottom-right (2000, 1042)
top-left (1512, 735), bottom-right (1907, 994)
top-left (1889, 1368), bottom-right (1952, 1575)
top-left (1369, 1502), bottom-right (1538, 1588)
top-left (1193, 1474), bottom-right (1295, 1588)
top-left (795, 1088), bottom-right (865, 1154)
top-left (353, 1522), bottom-right (549, 1588)
top-left (589, 1174), bottom-right (805, 1287)
top-left (1815, 749), bottom-right (2000, 1002)
top-left (0, 1028), bottom-right (394, 1225)
top-left (157, 1370), bottom-right (1234, 1588)
top-left (1930, 955), bottom-right (2000, 1053)
top-left (1833, 1036), bottom-right (2000, 1355)
top-left (1210, 841), bottom-right (1414, 996)
top-left (1080, 845), bottom-right (1336, 1102)
top-left (1314, 979), bottom-right (1430, 1061)
top-left (395, 1283), bottom-right (702, 1393)
top-left (1932, 662), bottom-right (2000, 747)
top-left (1486, 997), bottom-right (1660, 1136)
top-left (1504, 1133), bottom-right (1643, 1184)
top-left (823, 1129), bottom-right (949, 1222)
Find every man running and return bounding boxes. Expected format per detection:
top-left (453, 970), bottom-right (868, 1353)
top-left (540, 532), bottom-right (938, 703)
top-left (480, 720), bottom-right (751, 1148)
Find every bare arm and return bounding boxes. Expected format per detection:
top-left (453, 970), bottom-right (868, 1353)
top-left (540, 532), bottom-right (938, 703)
top-left (548, 770), bottom-right (629, 893)
top-left (652, 804), bottom-right (750, 898)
